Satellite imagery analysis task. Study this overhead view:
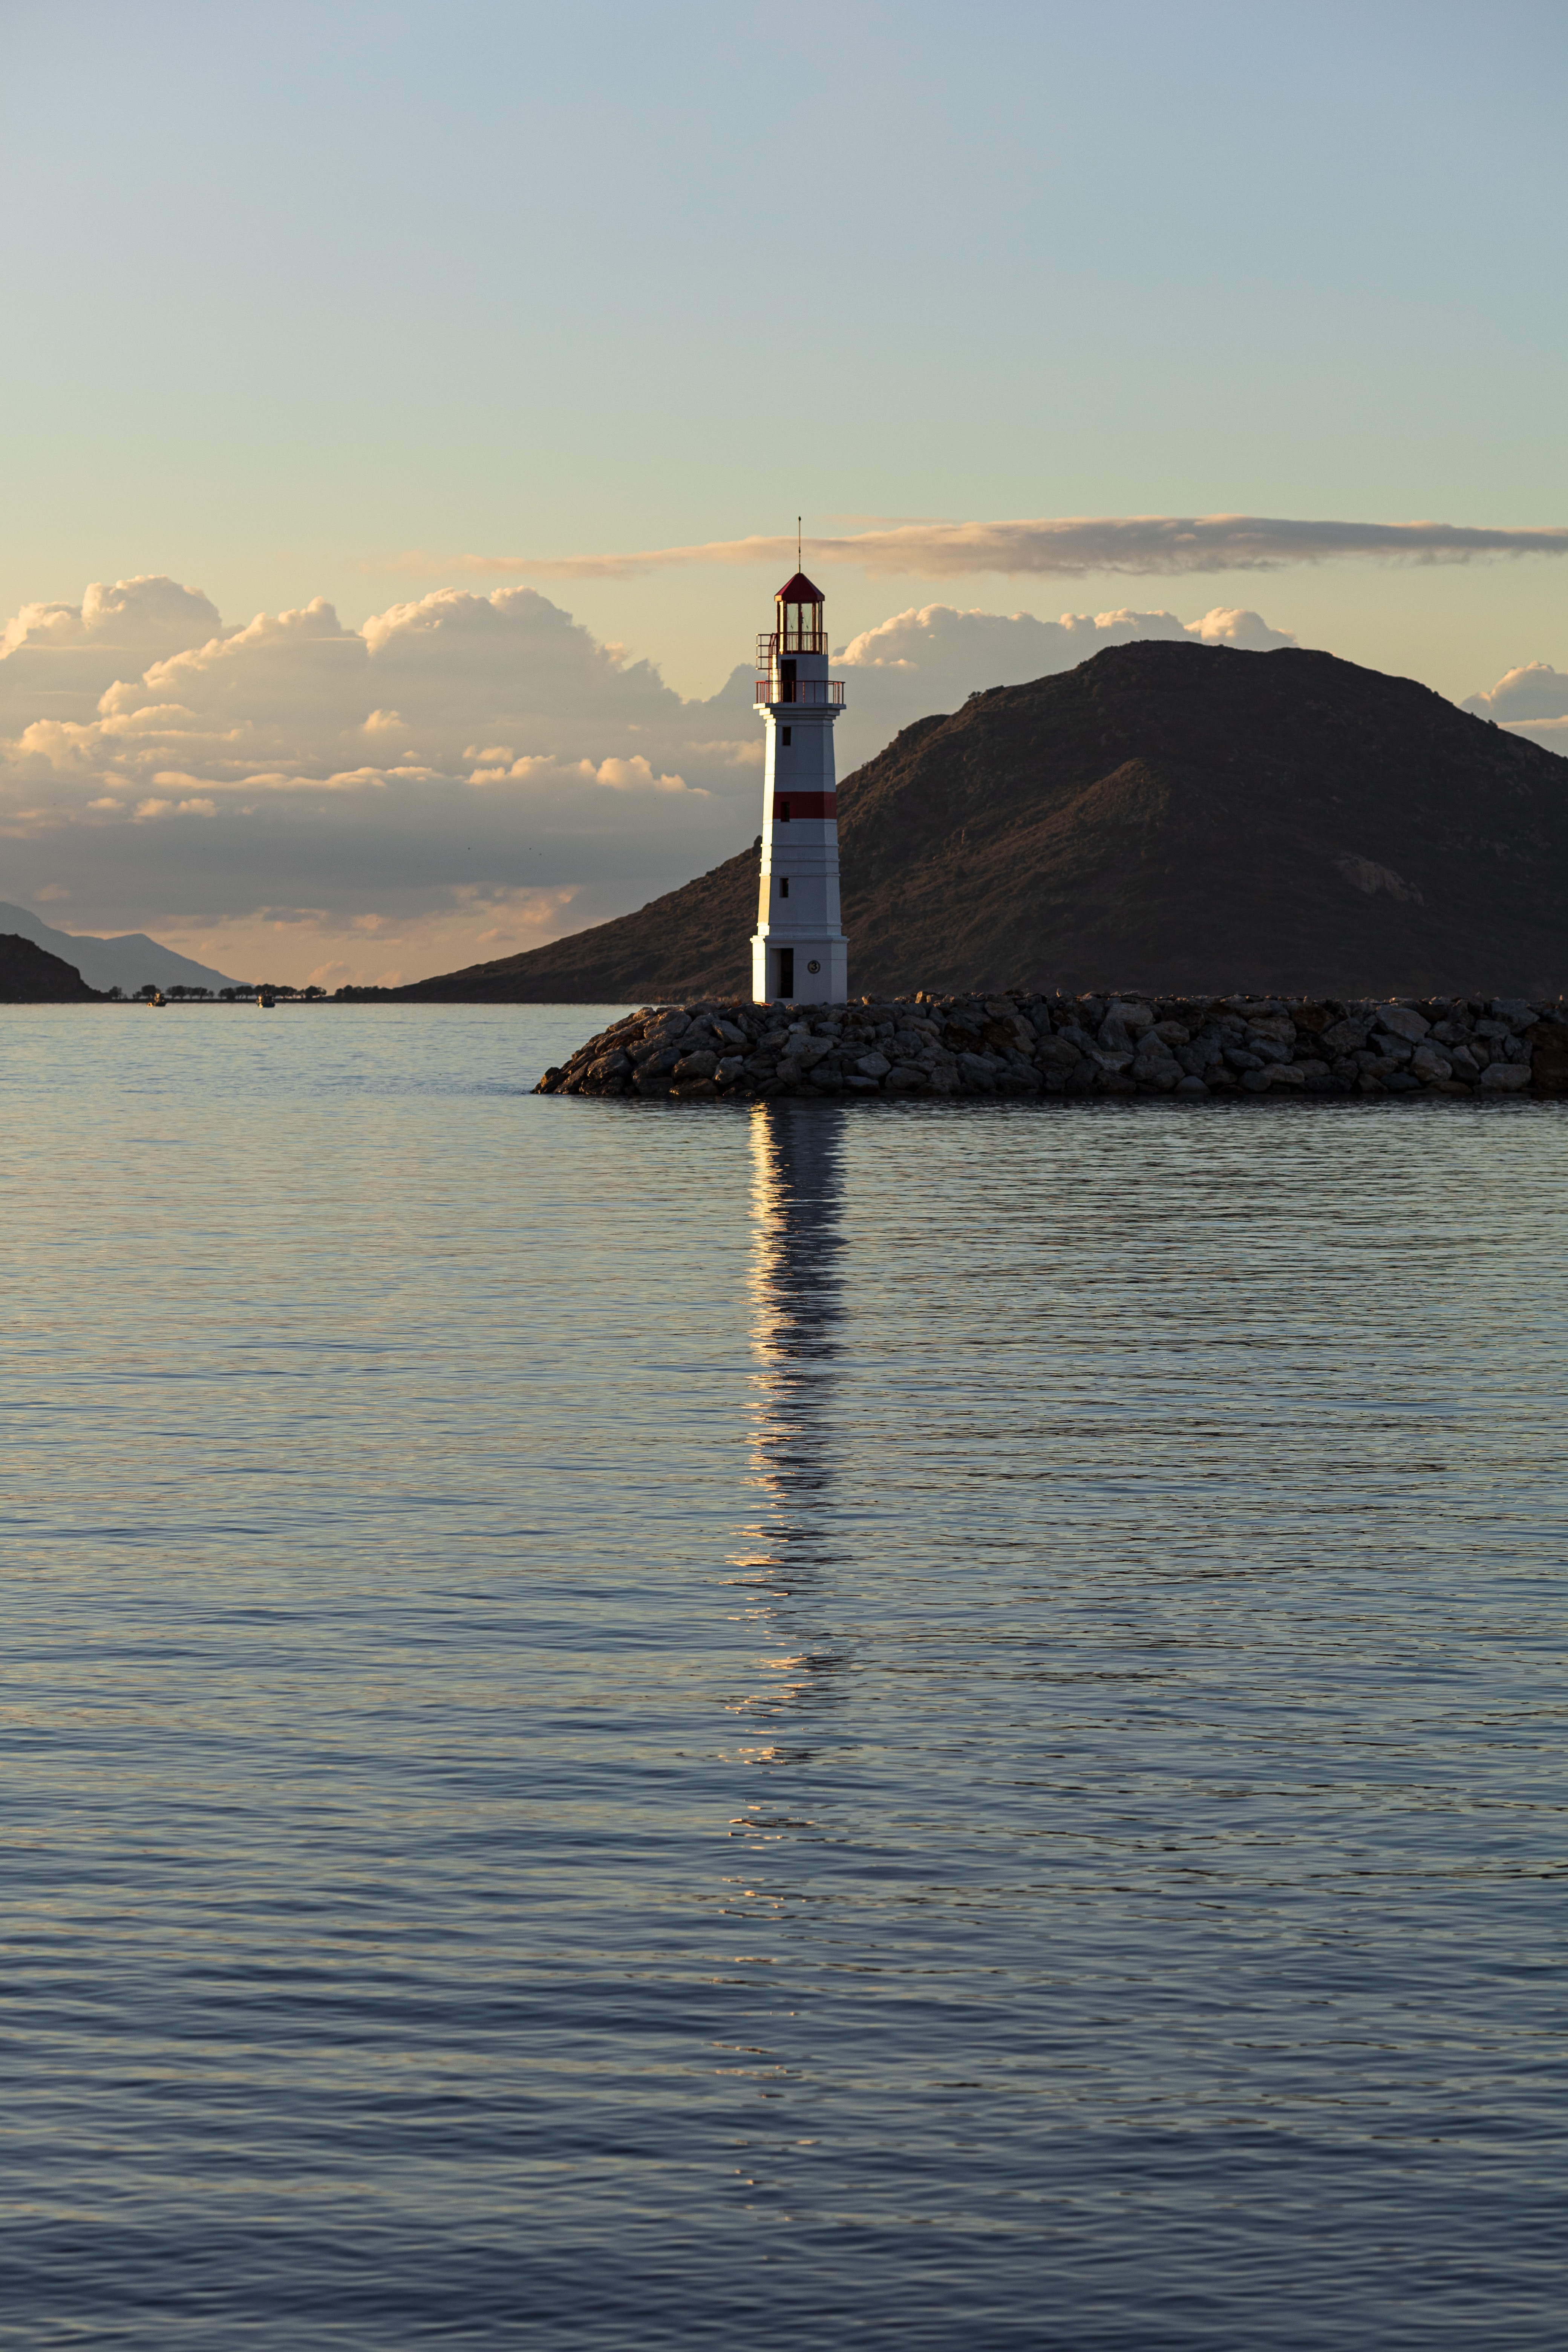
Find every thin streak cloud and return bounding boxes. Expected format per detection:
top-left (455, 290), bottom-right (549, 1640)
top-left (380, 515), bottom-right (1568, 585)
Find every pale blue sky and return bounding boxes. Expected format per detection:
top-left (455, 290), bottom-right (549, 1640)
top-left (4, 0), bottom-right (1565, 698)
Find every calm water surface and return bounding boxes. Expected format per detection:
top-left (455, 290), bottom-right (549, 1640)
top-left (2, 1004), bottom-right (1565, 2349)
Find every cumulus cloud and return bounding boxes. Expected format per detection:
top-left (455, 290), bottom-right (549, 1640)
top-left (831, 602), bottom-right (1295, 770)
top-left (1461, 661), bottom-right (1568, 723)
top-left (0, 574), bottom-right (223, 659)
top-left (1459, 660), bottom-right (1568, 758)
top-left (0, 574), bottom-right (227, 737)
top-left (0, 570), bottom-right (1311, 983)
top-left (390, 515), bottom-right (1568, 583)
top-left (0, 574), bottom-right (761, 981)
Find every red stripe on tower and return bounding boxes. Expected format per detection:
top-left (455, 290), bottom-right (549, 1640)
top-left (772, 793), bottom-right (837, 821)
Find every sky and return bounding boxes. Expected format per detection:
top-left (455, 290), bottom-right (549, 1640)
top-left (2, 0), bottom-right (1565, 985)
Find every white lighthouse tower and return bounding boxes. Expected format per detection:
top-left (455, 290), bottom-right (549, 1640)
top-left (751, 567), bottom-right (847, 1005)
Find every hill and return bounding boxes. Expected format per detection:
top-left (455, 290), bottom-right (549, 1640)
top-left (394, 643), bottom-right (1568, 1002)
top-left (0, 934), bottom-right (105, 1001)
top-left (0, 903), bottom-right (236, 995)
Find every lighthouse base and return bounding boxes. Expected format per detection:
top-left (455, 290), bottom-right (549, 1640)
top-left (752, 932), bottom-right (847, 1006)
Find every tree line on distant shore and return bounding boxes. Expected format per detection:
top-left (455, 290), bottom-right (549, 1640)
top-left (109, 983), bottom-right (331, 1002)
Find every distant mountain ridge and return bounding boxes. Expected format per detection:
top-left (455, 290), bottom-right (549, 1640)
top-left (390, 642), bottom-right (1568, 1003)
top-left (0, 903), bottom-right (236, 994)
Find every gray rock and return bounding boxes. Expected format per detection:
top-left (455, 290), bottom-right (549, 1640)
top-left (673, 1049), bottom-right (719, 1080)
top-left (1481, 1061), bottom-right (1532, 1091)
top-left (1225, 1047), bottom-right (1264, 1071)
top-left (856, 1051), bottom-right (892, 1079)
top-left (629, 1032), bottom-right (683, 1067)
top-left (1375, 1003), bottom-right (1430, 1043)
top-left (1104, 999), bottom-right (1155, 1035)
top-left (1410, 1043), bottom-right (1453, 1081)
top-left (1174, 1075), bottom-right (1210, 1095)
top-left (779, 1035), bottom-right (834, 1077)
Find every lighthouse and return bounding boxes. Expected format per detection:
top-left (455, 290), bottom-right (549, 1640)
top-left (751, 569), bottom-right (847, 1004)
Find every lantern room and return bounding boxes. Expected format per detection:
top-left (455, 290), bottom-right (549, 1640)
top-left (757, 571), bottom-right (828, 667)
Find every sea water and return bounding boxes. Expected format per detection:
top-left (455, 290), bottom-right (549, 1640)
top-left (2, 1004), bottom-right (1564, 2349)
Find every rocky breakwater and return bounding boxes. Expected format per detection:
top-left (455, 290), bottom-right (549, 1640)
top-left (535, 993), bottom-right (1568, 1101)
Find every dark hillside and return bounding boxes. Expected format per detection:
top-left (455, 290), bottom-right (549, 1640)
top-left (0, 934), bottom-right (104, 1001)
top-left (396, 643), bottom-right (1568, 1001)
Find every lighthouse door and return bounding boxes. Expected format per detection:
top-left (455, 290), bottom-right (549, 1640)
top-left (779, 658), bottom-right (796, 703)
top-left (776, 947), bottom-right (795, 999)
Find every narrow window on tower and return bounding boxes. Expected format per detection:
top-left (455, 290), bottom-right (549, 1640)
top-left (777, 799), bottom-right (790, 822)
top-left (781, 727), bottom-right (791, 746)
top-left (779, 876), bottom-right (790, 899)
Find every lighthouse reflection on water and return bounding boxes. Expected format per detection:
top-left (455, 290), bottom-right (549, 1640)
top-left (729, 1101), bottom-right (847, 1760)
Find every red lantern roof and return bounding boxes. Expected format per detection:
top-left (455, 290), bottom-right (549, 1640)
top-left (775, 571), bottom-right (825, 604)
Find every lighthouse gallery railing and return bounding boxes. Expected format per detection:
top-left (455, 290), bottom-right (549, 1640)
top-left (755, 678), bottom-right (845, 706)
